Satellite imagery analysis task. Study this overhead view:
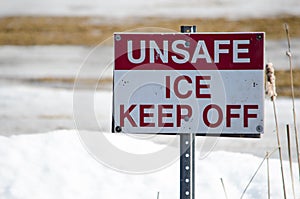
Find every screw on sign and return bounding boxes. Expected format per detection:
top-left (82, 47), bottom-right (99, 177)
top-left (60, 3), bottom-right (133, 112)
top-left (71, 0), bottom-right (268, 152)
top-left (113, 32), bottom-right (264, 136)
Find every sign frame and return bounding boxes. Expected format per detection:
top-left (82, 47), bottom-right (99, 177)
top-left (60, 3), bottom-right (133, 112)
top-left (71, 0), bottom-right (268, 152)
top-left (112, 32), bottom-right (265, 138)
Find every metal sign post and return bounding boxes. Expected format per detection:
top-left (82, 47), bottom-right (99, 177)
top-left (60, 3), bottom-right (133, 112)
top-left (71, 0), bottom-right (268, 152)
top-left (180, 133), bottom-right (195, 199)
top-left (180, 26), bottom-right (196, 199)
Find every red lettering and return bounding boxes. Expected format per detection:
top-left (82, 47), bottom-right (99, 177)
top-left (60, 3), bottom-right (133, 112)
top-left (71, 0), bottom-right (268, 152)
top-left (158, 105), bottom-right (173, 127)
top-left (120, 104), bottom-right (137, 127)
top-left (140, 105), bottom-right (155, 127)
top-left (244, 105), bottom-right (258, 127)
top-left (165, 76), bottom-right (171, 98)
top-left (174, 76), bottom-right (192, 99)
top-left (176, 105), bottom-right (192, 127)
top-left (226, 105), bottom-right (241, 127)
top-left (196, 76), bottom-right (211, 98)
top-left (203, 104), bottom-right (223, 128)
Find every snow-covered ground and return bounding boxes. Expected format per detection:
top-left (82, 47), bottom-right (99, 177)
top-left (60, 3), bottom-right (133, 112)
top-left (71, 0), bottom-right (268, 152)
top-left (0, 0), bottom-right (300, 19)
top-left (0, 73), bottom-right (299, 198)
top-left (0, 130), bottom-right (299, 199)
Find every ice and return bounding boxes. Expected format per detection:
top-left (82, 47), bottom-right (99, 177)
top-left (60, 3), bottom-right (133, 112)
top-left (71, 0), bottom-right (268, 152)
top-left (0, 40), bottom-right (299, 82)
top-left (0, 45), bottom-right (113, 79)
top-left (0, 0), bottom-right (300, 19)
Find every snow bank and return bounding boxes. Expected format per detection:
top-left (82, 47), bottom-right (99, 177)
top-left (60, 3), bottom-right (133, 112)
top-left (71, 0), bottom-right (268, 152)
top-left (1, 0), bottom-right (300, 19)
top-left (0, 130), bottom-right (299, 199)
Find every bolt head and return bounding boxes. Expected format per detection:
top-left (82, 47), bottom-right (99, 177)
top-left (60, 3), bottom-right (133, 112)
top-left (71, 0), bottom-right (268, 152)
top-left (115, 34), bottom-right (121, 41)
top-left (256, 125), bottom-right (263, 132)
top-left (115, 126), bottom-right (122, 132)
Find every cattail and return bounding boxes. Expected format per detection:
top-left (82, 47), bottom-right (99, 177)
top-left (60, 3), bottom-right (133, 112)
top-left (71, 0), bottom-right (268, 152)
top-left (266, 62), bottom-right (287, 198)
top-left (266, 62), bottom-right (277, 101)
top-left (285, 23), bottom-right (300, 181)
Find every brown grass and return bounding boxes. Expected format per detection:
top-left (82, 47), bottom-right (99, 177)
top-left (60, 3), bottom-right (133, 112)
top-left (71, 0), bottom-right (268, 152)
top-left (0, 16), bottom-right (300, 45)
top-left (275, 69), bottom-right (300, 97)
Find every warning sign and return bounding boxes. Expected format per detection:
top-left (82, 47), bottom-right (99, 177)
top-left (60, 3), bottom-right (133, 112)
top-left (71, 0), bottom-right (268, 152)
top-left (112, 33), bottom-right (264, 136)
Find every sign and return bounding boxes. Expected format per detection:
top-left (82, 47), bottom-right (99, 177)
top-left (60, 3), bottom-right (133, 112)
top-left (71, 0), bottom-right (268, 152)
top-left (112, 32), bottom-right (264, 136)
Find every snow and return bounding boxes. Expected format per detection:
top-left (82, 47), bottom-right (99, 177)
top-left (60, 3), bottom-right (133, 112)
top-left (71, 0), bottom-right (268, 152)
top-left (0, 130), bottom-right (299, 199)
top-left (0, 0), bottom-right (300, 19)
top-left (0, 71), bottom-right (299, 198)
top-left (0, 82), bottom-right (299, 198)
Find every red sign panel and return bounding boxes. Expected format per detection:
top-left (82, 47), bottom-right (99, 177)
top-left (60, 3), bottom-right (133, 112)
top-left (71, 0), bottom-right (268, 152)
top-left (114, 33), bottom-right (264, 70)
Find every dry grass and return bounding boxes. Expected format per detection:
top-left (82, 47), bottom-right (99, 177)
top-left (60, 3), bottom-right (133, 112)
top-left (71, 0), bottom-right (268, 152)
top-left (27, 76), bottom-right (112, 90)
top-left (275, 69), bottom-right (300, 97)
top-left (0, 16), bottom-right (300, 45)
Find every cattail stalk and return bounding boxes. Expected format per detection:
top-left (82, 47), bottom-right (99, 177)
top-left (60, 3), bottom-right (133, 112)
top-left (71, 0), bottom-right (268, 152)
top-left (220, 178), bottom-right (228, 199)
top-left (286, 124), bottom-right (296, 199)
top-left (240, 154), bottom-right (267, 199)
top-left (285, 23), bottom-right (300, 180)
top-left (266, 62), bottom-right (287, 199)
top-left (240, 148), bottom-right (278, 199)
top-left (266, 152), bottom-right (270, 199)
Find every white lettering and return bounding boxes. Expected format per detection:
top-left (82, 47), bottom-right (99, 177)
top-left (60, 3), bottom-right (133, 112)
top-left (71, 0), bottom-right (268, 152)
top-left (233, 40), bottom-right (250, 63)
top-left (191, 40), bottom-right (212, 63)
top-left (127, 40), bottom-right (146, 64)
top-left (214, 40), bottom-right (230, 63)
top-left (127, 39), bottom-right (252, 64)
top-left (171, 40), bottom-right (190, 64)
top-left (150, 40), bottom-right (168, 63)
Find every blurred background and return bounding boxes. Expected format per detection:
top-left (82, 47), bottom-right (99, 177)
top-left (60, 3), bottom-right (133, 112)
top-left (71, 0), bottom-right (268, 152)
top-left (0, 1), bottom-right (300, 199)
